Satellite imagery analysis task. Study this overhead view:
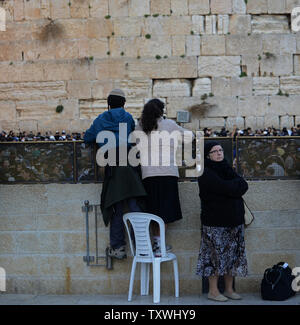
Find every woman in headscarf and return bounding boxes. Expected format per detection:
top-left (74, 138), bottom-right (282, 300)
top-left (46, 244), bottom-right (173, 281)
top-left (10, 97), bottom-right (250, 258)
top-left (196, 141), bottom-right (248, 302)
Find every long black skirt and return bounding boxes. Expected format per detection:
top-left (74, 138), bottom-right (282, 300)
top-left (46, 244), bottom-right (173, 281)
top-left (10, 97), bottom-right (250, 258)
top-left (142, 176), bottom-right (183, 224)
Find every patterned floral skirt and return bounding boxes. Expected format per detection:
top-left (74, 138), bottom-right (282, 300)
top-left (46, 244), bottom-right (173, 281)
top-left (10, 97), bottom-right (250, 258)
top-left (196, 224), bottom-right (248, 277)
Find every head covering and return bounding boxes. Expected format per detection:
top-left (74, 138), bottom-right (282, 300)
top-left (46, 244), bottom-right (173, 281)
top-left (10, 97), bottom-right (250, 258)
top-left (203, 141), bottom-right (236, 180)
top-left (204, 141), bottom-right (221, 158)
top-left (108, 88), bottom-right (126, 98)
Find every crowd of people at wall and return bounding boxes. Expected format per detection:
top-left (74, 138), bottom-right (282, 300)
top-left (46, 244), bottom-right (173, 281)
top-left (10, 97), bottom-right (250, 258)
top-left (0, 124), bottom-right (300, 142)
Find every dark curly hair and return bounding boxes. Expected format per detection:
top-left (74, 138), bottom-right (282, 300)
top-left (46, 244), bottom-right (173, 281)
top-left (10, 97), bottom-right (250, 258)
top-left (140, 99), bottom-right (164, 134)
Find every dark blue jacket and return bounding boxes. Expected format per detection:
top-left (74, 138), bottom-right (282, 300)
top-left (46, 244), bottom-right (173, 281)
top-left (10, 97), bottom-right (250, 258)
top-left (83, 107), bottom-right (135, 148)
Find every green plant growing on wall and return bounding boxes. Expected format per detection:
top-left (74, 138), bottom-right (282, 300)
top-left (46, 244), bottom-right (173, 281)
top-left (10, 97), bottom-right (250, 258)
top-left (264, 52), bottom-right (275, 59)
top-left (145, 34), bottom-right (151, 39)
top-left (240, 71), bottom-right (247, 77)
top-left (105, 15), bottom-right (111, 19)
top-left (56, 105), bottom-right (64, 113)
top-left (155, 55), bottom-right (161, 59)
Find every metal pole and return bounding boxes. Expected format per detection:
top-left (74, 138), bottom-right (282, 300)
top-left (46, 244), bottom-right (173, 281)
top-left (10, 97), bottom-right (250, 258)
top-left (84, 200), bottom-right (90, 266)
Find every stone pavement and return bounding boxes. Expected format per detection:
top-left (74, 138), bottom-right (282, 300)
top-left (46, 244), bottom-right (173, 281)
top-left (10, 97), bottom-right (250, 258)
top-left (0, 292), bottom-right (299, 305)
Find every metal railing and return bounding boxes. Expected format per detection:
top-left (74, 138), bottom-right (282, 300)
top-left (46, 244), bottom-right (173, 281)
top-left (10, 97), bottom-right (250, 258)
top-left (0, 137), bottom-right (299, 183)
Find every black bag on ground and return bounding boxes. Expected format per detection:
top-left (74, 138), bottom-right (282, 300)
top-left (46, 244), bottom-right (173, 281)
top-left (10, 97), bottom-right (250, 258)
top-left (261, 262), bottom-right (296, 301)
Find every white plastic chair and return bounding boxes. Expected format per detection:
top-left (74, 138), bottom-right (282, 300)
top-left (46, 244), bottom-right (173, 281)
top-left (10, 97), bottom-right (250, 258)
top-left (123, 212), bottom-right (179, 303)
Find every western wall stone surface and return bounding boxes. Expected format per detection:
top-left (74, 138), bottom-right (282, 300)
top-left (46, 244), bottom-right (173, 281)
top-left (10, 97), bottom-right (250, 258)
top-left (0, 181), bottom-right (299, 295)
top-left (0, 0), bottom-right (299, 131)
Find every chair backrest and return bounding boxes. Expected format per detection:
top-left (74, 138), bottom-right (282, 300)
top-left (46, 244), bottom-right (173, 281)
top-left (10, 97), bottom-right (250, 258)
top-left (123, 212), bottom-right (167, 259)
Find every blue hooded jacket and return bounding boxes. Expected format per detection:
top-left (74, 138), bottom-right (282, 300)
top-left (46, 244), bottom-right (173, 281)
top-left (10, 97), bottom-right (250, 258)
top-left (83, 107), bottom-right (135, 148)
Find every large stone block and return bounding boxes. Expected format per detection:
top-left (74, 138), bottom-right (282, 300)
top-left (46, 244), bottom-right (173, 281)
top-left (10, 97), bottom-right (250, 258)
top-left (150, 0), bottom-right (171, 15)
top-left (95, 58), bottom-right (127, 80)
top-left (205, 15), bottom-right (217, 34)
top-left (113, 79), bottom-right (152, 99)
top-left (42, 61), bottom-right (73, 82)
top-left (0, 101), bottom-right (16, 120)
top-left (89, 0), bottom-right (109, 17)
top-left (238, 96), bottom-right (268, 116)
top-left (89, 38), bottom-right (109, 58)
top-left (229, 14), bottom-right (251, 35)
top-left (91, 80), bottom-right (114, 99)
top-left (201, 35), bottom-right (225, 55)
top-left (263, 34), bottom-right (296, 55)
top-left (24, 0), bottom-right (41, 20)
top-left (144, 16), bottom-right (192, 36)
top-left (217, 15), bottom-right (229, 34)
top-left (109, 36), bottom-right (142, 58)
top-left (246, 0), bottom-right (268, 14)
top-left (171, 35), bottom-right (186, 56)
top-left (199, 117), bottom-right (225, 128)
top-left (16, 99), bottom-right (79, 120)
top-left (232, 0), bottom-right (246, 14)
top-left (18, 119), bottom-right (38, 133)
top-left (274, 229), bottom-right (300, 250)
top-left (280, 76), bottom-right (300, 95)
top-left (252, 15), bottom-right (290, 34)
top-left (280, 114), bottom-right (295, 128)
top-left (139, 35), bottom-right (172, 58)
top-left (0, 81), bottom-right (67, 101)
top-left (70, 0), bottom-right (90, 18)
top-left (198, 56), bottom-right (241, 77)
top-left (0, 62), bottom-right (44, 83)
top-left (50, 0), bottom-right (70, 19)
top-left (210, 0), bottom-right (232, 14)
top-left (191, 15), bottom-right (205, 35)
top-left (192, 78), bottom-right (212, 97)
top-left (153, 79), bottom-right (191, 97)
top-left (62, 232), bottom-right (86, 254)
top-left (226, 35), bottom-right (262, 55)
top-left (188, 0), bottom-right (210, 15)
top-left (245, 228), bottom-right (276, 251)
top-left (286, 0), bottom-right (300, 12)
top-left (67, 80), bottom-right (91, 99)
top-left (114, 17), bottom-right (144, 36)
top-left (293, 54), bottom-right (300, 74)
top-left (0, 233), bottom-right (16, 254)
top-left (87, 18), bottom-right (112, 38)
top-left (268, 95), bottom-right (300, 115)
top-left (253, 77), bottom-right (280, 96)
top-left (244, 116), bottom-right (265, 129)
top-left (128, 57), bottom-right (198, 79)
top-left (79, 99), bottom-right (107, 119)
top-left (129, 0), bottom-right (150, 16)
top-left (212, 77), bottom-right (252, 97)
top-left (211, 77), bottom-right (231, 96)
top-left (171, 0), bottom-right (188, 15)
top-left (241, 55), bottom-right (260, 77)
top-left (108, 0), bottom-right (129, 17)
top-left (186, 35), bottom-right (201, 56)
top-left (267, 0), bottom-right (287, 13)
top-left (260, 55), bottom-right (293, 76)
top-left (226, 116), bottom-right (245, 129)
top-left (249, 252), bottom-right (296, 275)
top-left (14, 0), bottom-right (25, 21)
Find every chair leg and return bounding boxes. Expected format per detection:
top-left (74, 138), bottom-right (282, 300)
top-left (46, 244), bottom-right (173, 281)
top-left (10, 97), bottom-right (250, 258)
top-left (153, 259), bottom-right (161, 303)
top-left (173, 258), bottom-right (179, 298)
top-left (128, 258), bottom-right (137, 301)
top-left (146, 263), bottom-right (150, 295)
top-left (140, 263), bottom-right (148, 296)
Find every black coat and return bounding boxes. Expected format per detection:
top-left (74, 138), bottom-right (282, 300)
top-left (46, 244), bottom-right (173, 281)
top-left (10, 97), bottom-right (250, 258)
top-left (198, 160), bottom-right (248, 227)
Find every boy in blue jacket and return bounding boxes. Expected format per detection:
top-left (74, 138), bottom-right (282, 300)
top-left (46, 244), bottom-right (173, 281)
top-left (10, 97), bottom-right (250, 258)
top-left (84, 89), bottom-right (146, 259)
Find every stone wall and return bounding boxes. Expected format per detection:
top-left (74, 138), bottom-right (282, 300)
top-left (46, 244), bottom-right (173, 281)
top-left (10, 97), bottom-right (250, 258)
top-left (0, 180), bottom-right (299, 295)
top-left (1, 0), bottom-right (300, 133)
